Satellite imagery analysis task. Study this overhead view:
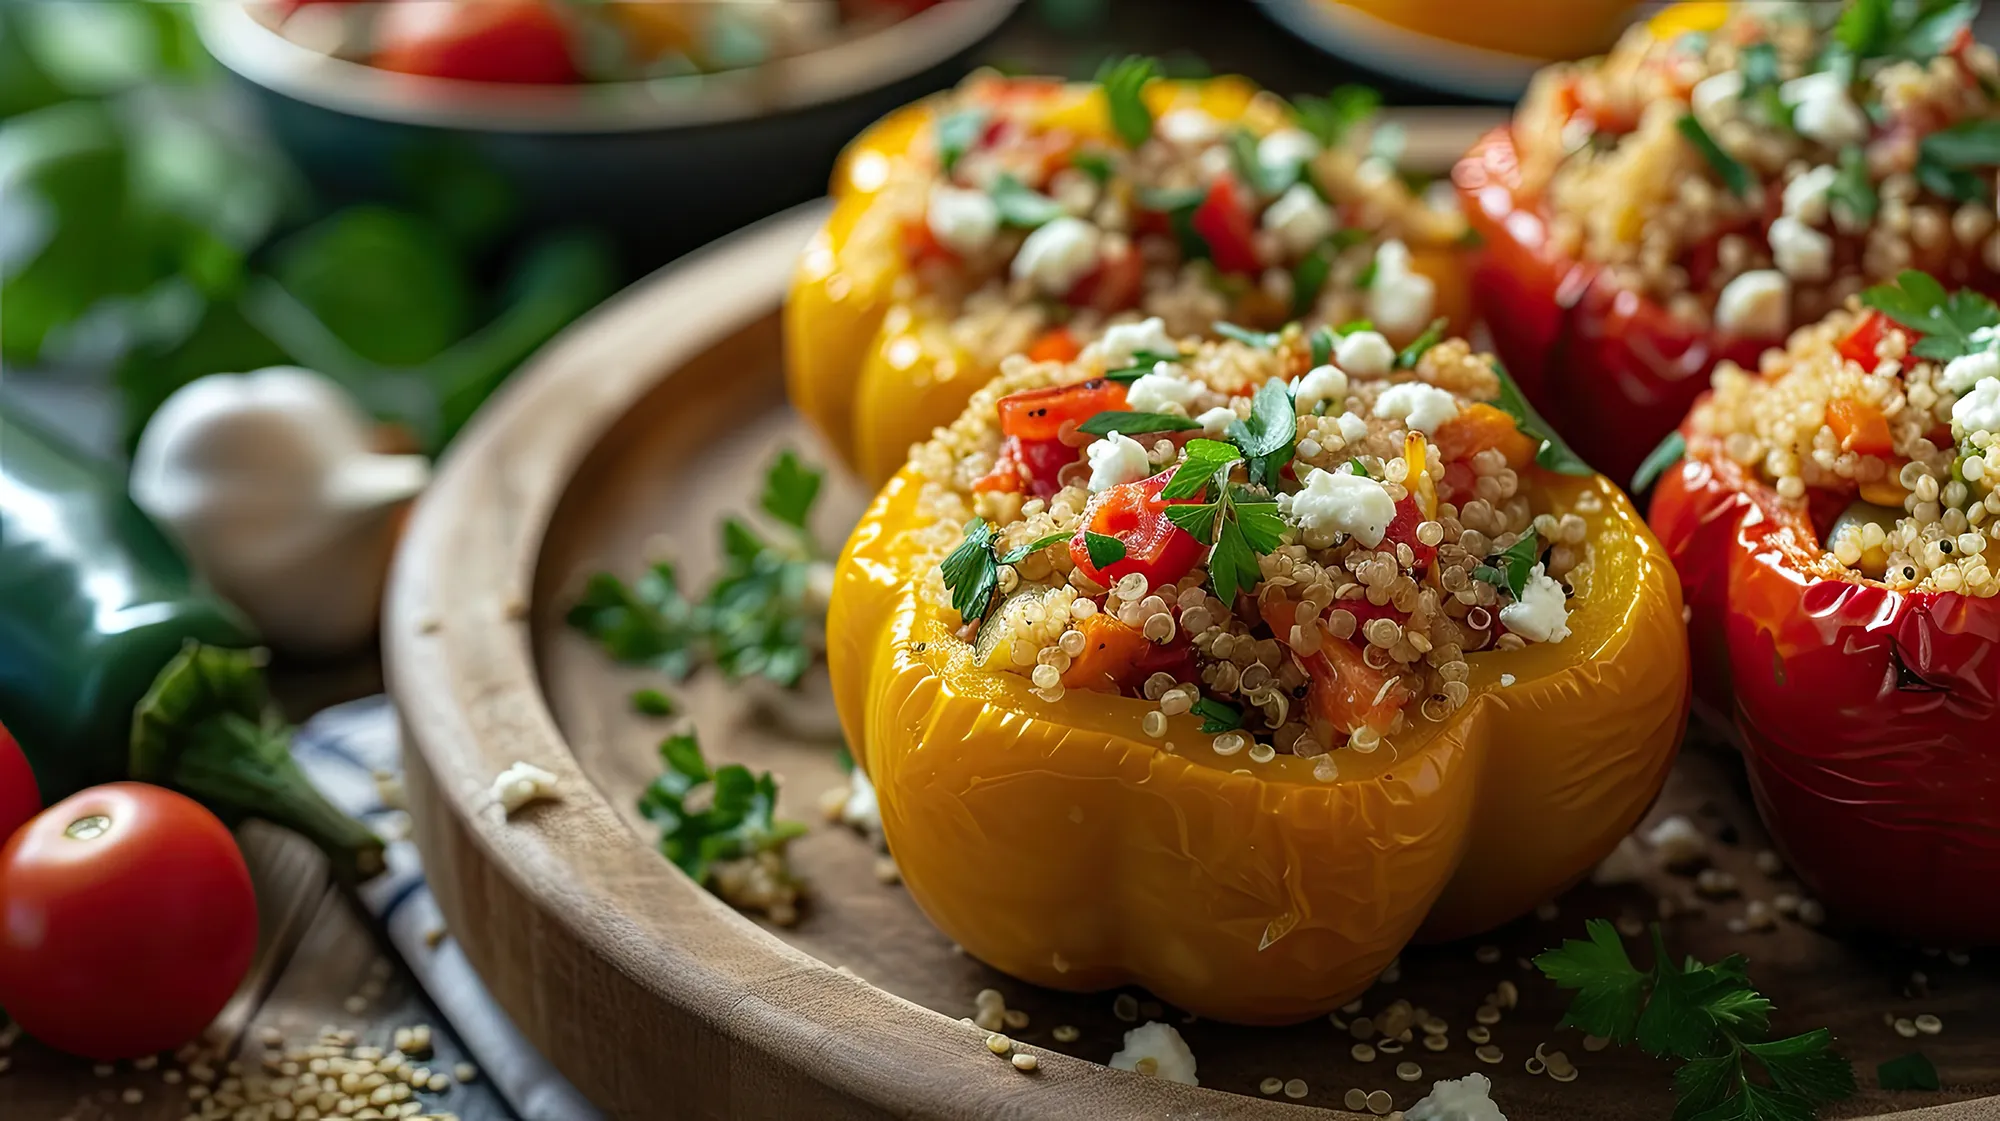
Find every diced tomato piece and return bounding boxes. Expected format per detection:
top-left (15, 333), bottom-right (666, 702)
top-left (1026, 326), bottom-right (1084, 364)
top-left (996, 378), bottom-right (1127, 441)
top-left (1437, 461), bottom-right (1477, 505)
top-left (1382, 494), bottom-right (1437, 573)
top-left (1065, 240), bottom-right (1145, 312)
top-left (1432, 402), bottom-right (1536, 471)
top-left (1301, 637), bottom-right (1409, 736)
top-left (901, 216), bottom-right (960, 268)
top-left (1070, 470), bottom-right (1203, 588)
top-left (1837, 310), bottom-right (1897, 372)
top-left (1189, 175), bottom-right (1261, 275)
top-left (372, 0), bottom-right (579, 84)
top-left (1060, 614), bottom-right (1197, 693)
top-left (1827, 397), bottom-right (1896, 456)
top-left (973, 435), bottom-right (1078, 498)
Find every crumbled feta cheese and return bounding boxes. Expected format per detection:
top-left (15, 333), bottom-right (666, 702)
top-left (1645, 814), bottom-right (1709, 869)
top-left (1373, 381), bottom-right (1460, 436)
top-left (1336, 412), bottom-right (1371, 444)
top-left (1783, 71), bottom-right (1870, 148)
top-left (1279, 466), bottom-right (1396, 546)
top-left (1086, 430), bottom-right (1152, 491)
top-left (1157, 108), bottom-right (1220, 145)
top-left (1406, 1072), bottom-right (1507, 1121)
top-left (1126, 370), bottom-right (1205, 413)
top-left (1767, 216), bottom-right (1832, 281)
top-left (1498, 673), bottom-right (1516, 687)
top-left (1011, 216), bottom-right (1102, 295)
top-left (1941, 348), bottom-right (2000, 393)
top-left (1292, 364), bottom-right (1349, 415)
top-left (926, 185), bottom-right (1000, 256)
top-left (1257, 127), bottom-right (1320, 180)
top-left (1366, 240), bottom-right (1437, 337)
top-left (1952, 376), bottom-right (2000, 435)
top-left (1262, 182), bottom-right (1336, 256)
top-left (1196, 405), bottom-right (1239, 436)
top-left (840, 767), bottom-right (880, 835)
top-left (1782, 164), bottom-right (1840, 225)
top-left (491, 761), bottom-right (559, 816)
top-left (1498, 564), bottom-right (1571, 643)
top-left (1690, 70), bottom-right (1744, 125)
top-left (1108, 1022), bottom-right (1198, 1086)
top-left (1713, 269), bottom-right (1789, 337)
top-left (1335, 330), bottom-right (1395, 377)
top-left (1094, 316), bottom-right (1178, 366)
top-left (1592, 835), bottom-right (1648, 886)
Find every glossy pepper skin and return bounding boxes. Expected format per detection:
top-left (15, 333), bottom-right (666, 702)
top-left (1651, 430), bottom-right (2000, 944)
top-left (0, 407), bottom-right (382, 880)
top-left (830, 468), bottom-right (1689, 1024)
top-left (1452, 126), bottom-right (1776, 485)
top-left (787, 78), bottom-right (1470, 486)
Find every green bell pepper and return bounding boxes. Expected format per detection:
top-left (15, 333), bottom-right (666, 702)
top-left (0, 404), bottom-right (383, 879)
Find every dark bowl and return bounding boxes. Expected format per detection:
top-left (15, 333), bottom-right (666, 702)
top-left (196, 0), bottom-right (1020, 269)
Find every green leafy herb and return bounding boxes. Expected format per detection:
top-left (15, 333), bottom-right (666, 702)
top-left (1163, 437), bottom-right (1245, 499)
top-left (1838, 0), bottom-right (1977, 62)
top-left (1164, 500), bottom-right (1223, 546)
top-left (1078, 410), bottom-right (1202, 436)
top-left (1877, 1052), bottom-right (1941, 1091)
top-left (1226, 378), bottom-right (1297, 491)
top-left (1740, 42), bottom-right (1780, 87)
top-left (1632, 431), bottom-right (1687, 494)
top-left (1105, 349), bottom-right (1185, 383)
top-left (1293, 85), bottom-right (1380, 149)
top-left (999, 532), bottom-right (1070, 565)
top-left (1308, 324), bottom-right (1338, 367)
top-left (1394, 317), bottom-right (1449, 370)
top-left (1828, 146), bottom-right (1880, 225)
top-left (1836, 0), bottom-right (1895, 58)
top-left (1917, 157), bottom-right (1988, 203)
top-left (1192, 696), bottom-right (1244, 733)
top-left (1678, 114), bottom-right (1752, 197)
top-left (989, 174), bottom-right (1065, 228)
top-left (1471, 530), bottom-right (1540, 600)
top-left (1919, 117), bottom-right (2000, 201)
top-left (1096, 56), bottom-right (1160, 149)
top-left (1349, 457), bottom-right (1370, 476)
top-left (1214, 320), bottom-right (1281, 348)
top-left (631, 688), bottom-right (677, 717)
top-left (1228, 127), bottom-right (1290, 195)
top-left (940, 518), bottom-right (1001, 625)
top-left (1231, 500), bottom-right (1286, 553)
top-left (1860, 269), bottom-right (2000, 361)
top-left (705, 518), bottom-right (817, 688)
top-left (1489, 360), bottom-right (1596, 476)
top-left (1339, 319), bottom-right (1375, 335)
top-left (1071, 149), bottom-right (1114, 183)
top-left (1356, 256), bottom-right (1380, 290)
top-left (638, 732), bottom-right (807, 886)
top-left (1083, 531), bottom-right (1127, 569)
top-left (1294, 243), bottom-right (1336, 317)
top-left (760, 449), bottom-right (821, 531)
top-left (935, 108), bottom-right (988, 174)
top-left (1536, 921), bottom-right (1855, 1121)
top-left (568, 563), bottom-right (704, 680)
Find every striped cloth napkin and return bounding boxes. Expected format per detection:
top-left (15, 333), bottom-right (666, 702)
top-left (294, 696), bottom-right (605, 1121)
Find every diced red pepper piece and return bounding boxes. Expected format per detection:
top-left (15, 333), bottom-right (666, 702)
top-left (973, 435), bottom-right (1078, 499)
top-left (1189, 176), bottom-right (1261, 276)
top-left (1837, 310), bottom-right (1897, 372)
top-left (1827, 397), bottom-right (1895, 456)
top-left (1070, 470), bottom-right (1202, 588)
top-left (1382, 494), bottom-right (1438, 573)
top-left (901, 216), bottom-right (960, 269)
top-left (1026, 327), bottom-right (1084, 364)
top-left (1302, 638), bottom-right (1409, 736)
top-left (1065, 240), bottom-right (1145, 312)
top-left (1061, 614), bottom-right (1197, 693)
top-left (996, 378), bottom-right (1128, 441)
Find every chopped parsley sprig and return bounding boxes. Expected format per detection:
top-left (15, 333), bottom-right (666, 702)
top-left (1159, 432), bottom-right (1287, 604)
top-left (1226, 376), bottom-right (1298, 490)
top-left (639, 731), bottom-right (807, 887)
top-left (989, 174), bottom-right (1064, 228)
top-left (1877, 1052), bottom-right (1940, 1091)
top-left (1105, 349), bottom-right (1184, 383)
top-left (1192, 695), bottom-right (1244, 733)
top-left (1678, 114), bottom-right (1753, 198)
top-left (1835, 0), bottom-right (1977, 65)
top-left (1471, 530), bottom-right (1540, 600)
top-left (1096, 56), bottom-right (1160, 148)
top-left (1536, 920), bottom-right (1855, 1121)
top-left (1859, 269), bottom-right (2000, 361)
top-left (1489, 360), bottom-right (1595, 476)
top-left (1917, 116), bottom-right (2000, 201)
top-left (1078, 410), bottom-right (1201, 436)
top-left (940, 520), bottom-right (1071, 625)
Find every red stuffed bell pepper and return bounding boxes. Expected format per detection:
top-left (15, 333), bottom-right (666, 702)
top-left (1456, 0), bottom-right (2000, 484)
top-left (1648, 275), bottom-right (2000, 944)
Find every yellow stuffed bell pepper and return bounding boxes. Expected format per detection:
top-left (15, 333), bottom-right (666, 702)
top-left (829, 322), bottom-right (1688, 1025)
top-left (786, 65), bottom-right (1470, 486)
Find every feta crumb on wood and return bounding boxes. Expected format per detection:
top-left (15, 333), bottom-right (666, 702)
top-left (1108, 1022), bottom-right (1198, 1086)
top-left (492, 761), bottom-right (559, 816)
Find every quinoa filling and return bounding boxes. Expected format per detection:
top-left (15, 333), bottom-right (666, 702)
top-left (1685, 271), bottom-right (2000, 595)
top-left (1510, 0), bottom-right (2000, 336)
top-left (882, 64), bottom-right (1466, 373)
top-left (913, 320), bottom-right (1598, 766)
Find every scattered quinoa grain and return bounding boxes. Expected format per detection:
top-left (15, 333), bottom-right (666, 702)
top-left (1011, 1052), bottom-right (1038, 1072)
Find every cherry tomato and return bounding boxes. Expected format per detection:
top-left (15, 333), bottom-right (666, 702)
top-left (1189, 176), bottom-right (1261, 276)
top-left (1070, 470), bottom-right (1202, 588)
top-left (372, 0), bottom-right (580, 85)
top-left (995, 378), bottom-right (1128, 441)
top-left (0, 720), bottom-right (38, 844)
top-left (0, 784), bottom-right (257, 1060)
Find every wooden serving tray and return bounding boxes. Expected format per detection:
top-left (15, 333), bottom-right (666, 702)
top-left (386, 202), bottom-right (2000, 1120)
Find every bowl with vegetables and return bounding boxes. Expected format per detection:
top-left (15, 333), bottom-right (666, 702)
top-left (194, 0), bottom-right (1020, 266)
top-left (1452, 0), bottom-right (2000, 483)
top-left (790, 63), bottom-right (1470, 485)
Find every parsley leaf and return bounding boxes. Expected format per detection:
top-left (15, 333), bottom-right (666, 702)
top-left (1860, 269), bottom-right (2000, 361)
top-left (1164, 500), bottom-right (1222, 544)
top-left (1746, 1030), bottom-right (1855, 1104)
top-left (1308, 324), bottom-right (1338, 367)
top-left (1078, 410), bottom-right (1202, 436)
top-left (1395, 316), bottom-right (1449, 370)
top-left (1471, 530), bottom-right (1540, 600)
top-left (1295, 243), bottom-right (1337, 317)
top-left (1919, 117), bottom-right (2000, 203)
top-left (1877, 1052), bottom-right (1941, 1091)
top-left (1208, 514), bottom-right (1266, 603)
top-left (761, 448), bottom-right (822, 531)
top-left (638, 731), bottom-right (806, 887)
top-left (1490, 359), bottom-right (1595, 476)
top-left (1192, 695), bottom-right (1244, 733)
top-left (1632, 430), bottom-right (1688, 494)
top-left (1356, 255), bottom-right (1380, 289)
top-left (1096, 56), bottom-right (1160, 149)
top-left (1828, 146), bottom-right (1879, 225)
top-left (1071, 149), bottom-right (1114, 183)
top-left (1679, 114), bottom-right (1752, 197)
top-left (935, 108), bottom-right (988, 174)
top-left (1226, 377), bottom-right (1297, 491)
top-left (1232, 500), bottom-right (1286, 553)
top-left (940, 518), bottom-right (1000, 624)
top-left (631, 687), bottom-right (677, 716)
top-left (989, 174), bottom-right (1065, 228)
top-left (1840, 0), bottom-right (1977, 62)
top-left (1293, 85), bottom-right (1380, 148)
top-left (1214, 320), bottom-right (1281, 348)
top-left (1163, 437), bottom-right (1244, 499)
top-left (1105, 349), bottom-right (1184, 383)
top-left (1083, 531), bottom-right (1127, 569)
top-left (568, 563), bottom-right (704, 680)
top-left (1836, 0), bottom-right (1895, 58)
top-left (1536, 919), bottom-right (1647, 1044)
top-left (999, 531), bottom-right (1070, 565)
top-left (706, 519), bottom-right (817, 688)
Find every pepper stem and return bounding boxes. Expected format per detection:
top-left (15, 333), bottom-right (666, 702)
top-left (131, 642), bottom-right (385, 882)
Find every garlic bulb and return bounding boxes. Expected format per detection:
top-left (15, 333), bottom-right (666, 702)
top-left (131, 367), bottom-right (430, 655)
